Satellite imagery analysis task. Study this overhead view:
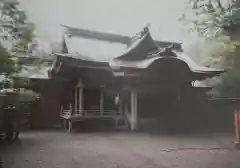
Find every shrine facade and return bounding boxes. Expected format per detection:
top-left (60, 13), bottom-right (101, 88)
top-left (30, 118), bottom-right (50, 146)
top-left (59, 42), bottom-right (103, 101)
top-left (49, 26), bottom-right (224, 132)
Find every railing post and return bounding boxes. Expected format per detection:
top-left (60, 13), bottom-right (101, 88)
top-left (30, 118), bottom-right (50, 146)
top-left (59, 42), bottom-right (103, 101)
top-left (68, 120), bottom-right (72, 132)
top-left (69, 104), bottom-right (73, 115)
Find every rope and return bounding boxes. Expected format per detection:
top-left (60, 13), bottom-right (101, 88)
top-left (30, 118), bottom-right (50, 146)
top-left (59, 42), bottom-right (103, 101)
top-left (158, 147), bottom-right (233, 152)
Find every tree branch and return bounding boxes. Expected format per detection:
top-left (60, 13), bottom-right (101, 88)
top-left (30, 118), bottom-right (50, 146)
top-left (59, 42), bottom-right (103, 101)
top-left (215, 0), bottom-right (225, 12)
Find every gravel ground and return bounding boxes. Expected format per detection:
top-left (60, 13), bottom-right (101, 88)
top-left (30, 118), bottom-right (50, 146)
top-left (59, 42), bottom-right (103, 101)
top-left (1, 131), bottom-right (240, 168)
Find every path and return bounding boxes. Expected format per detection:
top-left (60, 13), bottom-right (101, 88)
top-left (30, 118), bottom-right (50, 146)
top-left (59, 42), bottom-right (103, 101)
top-left (1, 131), bottom-right (240, 168)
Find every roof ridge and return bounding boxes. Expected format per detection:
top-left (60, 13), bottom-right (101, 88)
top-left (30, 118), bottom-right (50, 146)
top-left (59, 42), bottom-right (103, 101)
top-left (61, 25), bottom-right (182, 50)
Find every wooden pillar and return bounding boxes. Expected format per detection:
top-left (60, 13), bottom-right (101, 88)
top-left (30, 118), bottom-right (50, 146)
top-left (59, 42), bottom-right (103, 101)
top-left (68, 104), bottom-right (73, 132)
top-left (0, 155), bottom-right (4, 168)
top-left (130, 90), bottom-right (138, 131)
top-left (74, 87), bottom-right (78, 114)
top-left (100, 86), bottom-right (104, 115)
top-left (118, 94), bottom-right (123, 116)
top-left (78, 87), bottom-right (83, 115)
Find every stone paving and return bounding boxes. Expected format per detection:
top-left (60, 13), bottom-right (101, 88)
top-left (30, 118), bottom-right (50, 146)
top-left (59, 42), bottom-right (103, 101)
top-left (1, 131), bottom-right (240, 168)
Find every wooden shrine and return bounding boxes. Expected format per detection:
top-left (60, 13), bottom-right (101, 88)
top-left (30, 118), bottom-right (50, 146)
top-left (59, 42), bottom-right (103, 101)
top-left (49, 26), bottom-right (225, 132)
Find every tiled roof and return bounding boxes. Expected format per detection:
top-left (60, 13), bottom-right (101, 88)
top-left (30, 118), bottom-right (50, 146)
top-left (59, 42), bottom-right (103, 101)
top-left (63, 25), bottom-right (183, 50)
top-left (62, 25), bottom-right (183, 62)
top-left (57, 26), bottom-right (224, 81)
top-left (64, 34), bottom-right (126, 62)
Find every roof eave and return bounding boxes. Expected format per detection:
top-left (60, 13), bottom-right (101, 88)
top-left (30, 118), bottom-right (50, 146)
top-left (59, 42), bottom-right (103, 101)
top-left (192, 70), bottom-right (225, 80)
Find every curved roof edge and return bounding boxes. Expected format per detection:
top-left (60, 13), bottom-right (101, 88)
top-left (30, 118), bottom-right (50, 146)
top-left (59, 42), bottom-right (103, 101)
top-left (54, 53), bottom-right (110, 70)
top-left (114, 30), bottom-right (159, 61)
top-left (111, 29), bottom-right (225, 79)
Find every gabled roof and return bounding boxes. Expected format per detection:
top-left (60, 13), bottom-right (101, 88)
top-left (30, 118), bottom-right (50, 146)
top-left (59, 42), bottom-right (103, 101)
top-left (51, 53), bottom-right (115, 87)
top-left (62, 25), bottom-right (183, 51)
top-left (109, 28), bottom-right (225, 80)
top-left (55, 26), bottom-right (224, 81)
top-left (114, 29), bottom-right (159, 61)
top-left (62, 33), bottom-right (126, 62)
top-left (60, 26), bottom-right (182, 62)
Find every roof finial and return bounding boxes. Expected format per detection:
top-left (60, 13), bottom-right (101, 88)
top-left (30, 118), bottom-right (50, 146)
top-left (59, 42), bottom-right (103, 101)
top-left (143, 24), bottom-right (150, 33)
top-left (159, 44), bottom-right (177, 57)
top-left (141, 24), bottom-right (150, 37)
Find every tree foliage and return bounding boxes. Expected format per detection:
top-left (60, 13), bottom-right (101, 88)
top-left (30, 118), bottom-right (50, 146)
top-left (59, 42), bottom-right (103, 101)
top-left (0, 0), bottom-right (35, 75)
top-left (181, 0), bottom-right (240, 64)
top-left (181, 0), bottom-right (240, 39)
top-left (0, 0), bottom-right (32, 43)
top-left (182, 0), bottom-right (240, 97)
top-left (0, 0), bottom-right (40, 102)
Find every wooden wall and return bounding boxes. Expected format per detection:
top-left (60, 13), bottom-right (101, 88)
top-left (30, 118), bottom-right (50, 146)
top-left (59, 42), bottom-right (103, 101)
top-left (28, 80), bottom-right (64, 129)
top-left (137, 91), bottom-right (235, 133)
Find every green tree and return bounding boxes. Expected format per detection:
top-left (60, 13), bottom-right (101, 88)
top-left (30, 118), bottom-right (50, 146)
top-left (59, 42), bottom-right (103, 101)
top-left (181, 0), bottom-right (240, 97)
top-left (0, 0), bottom-right (40, 104)
top-left (181, 0), bottom-right (240, 64)
top-left (0, 0), bottom-right (35, 75)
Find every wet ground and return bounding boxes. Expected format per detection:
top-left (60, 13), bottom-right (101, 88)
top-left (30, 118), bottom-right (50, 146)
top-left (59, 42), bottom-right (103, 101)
top-left (1, 131), bottom-right (240, 168)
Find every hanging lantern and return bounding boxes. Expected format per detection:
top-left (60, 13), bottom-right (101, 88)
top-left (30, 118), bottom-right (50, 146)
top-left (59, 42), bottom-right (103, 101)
top-left (114, 95), bottom-right (119, 105)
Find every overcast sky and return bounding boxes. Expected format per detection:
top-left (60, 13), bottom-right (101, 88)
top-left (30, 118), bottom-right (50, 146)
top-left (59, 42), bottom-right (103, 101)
top-left (17, 0), bottom-right (205, 62)
top-left (19, 0), bottom-right (197, 44)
